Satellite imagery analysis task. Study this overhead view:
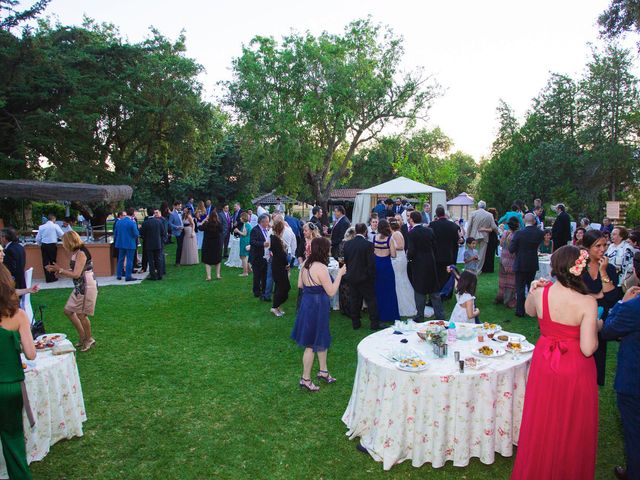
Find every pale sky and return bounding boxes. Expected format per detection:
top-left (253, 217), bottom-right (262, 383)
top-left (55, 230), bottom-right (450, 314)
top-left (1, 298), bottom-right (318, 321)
top-left (42, 0), bottom-right (638, 160)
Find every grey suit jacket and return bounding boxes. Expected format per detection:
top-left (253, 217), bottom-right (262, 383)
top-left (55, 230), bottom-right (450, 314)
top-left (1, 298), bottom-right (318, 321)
top-left (467, 209), bottom-right (498, 241)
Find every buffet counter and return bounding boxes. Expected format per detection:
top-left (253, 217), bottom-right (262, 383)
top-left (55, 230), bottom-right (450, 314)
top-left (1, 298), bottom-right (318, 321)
top-left (24, 242), bottom-right (116, 280)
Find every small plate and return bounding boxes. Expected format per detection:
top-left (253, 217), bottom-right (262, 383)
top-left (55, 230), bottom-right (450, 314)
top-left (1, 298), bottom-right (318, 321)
top-left (506, 341), bottom-right (535, 353)
top-left (464, 357), bottom-right (488, 370)
top-left (494, 333), bottom-right (526, 343)
top-left (36, 333), bottom-right (67, 343)
top-left (396, 361), bottom-right (429, 372)
top-left (473, 346), bottom-right (506, 358)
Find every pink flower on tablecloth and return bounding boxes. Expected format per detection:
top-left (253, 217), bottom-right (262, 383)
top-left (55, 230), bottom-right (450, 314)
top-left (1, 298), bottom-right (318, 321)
top-left (407, 416), bottom-right (414, 424)
top-left (413, 387), bottom-right (420, 395)
top-left (421, 435), bottom-right (429, 443)
top-left (376, 398), bottom-right (381, 405)
top-left (469, 405), bottom-right (476, 413)
top-left (454, 437), bottom-right (459, 444)
top-left (513, 383), bottom-right (518, 390)
top-left (384, 438), bottom-right (393, 448)
top-left (445, 448), bottom-right (453, 456)
top-left (433, 420), bottom-right (439, 428)
top-left (498, 427), bottom-right (507, 437)
top-left (484, 429), bottom-right (494, 436)
top-left (374, 418), bottom-right (379, 426)
top-left (72, 385), bottom-right (77, 394)
top-left (388, 419), bottom-right (394, 427)
top-left (59, 421), bottom-right (65, 429)
top-left (440, 376), bottom-right (451, 383)
top-left (480, 373), bottom-right (489, 380)
top-left (390, 382), bottom-right (397, 391)
top-left (503, 391), bottom-right (512, 399)
top-left (442, 405), bottom-right (450, 413)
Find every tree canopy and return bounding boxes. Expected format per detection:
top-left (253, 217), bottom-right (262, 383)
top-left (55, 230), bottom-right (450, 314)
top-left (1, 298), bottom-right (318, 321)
top-left (225, 18), bottom-right (440, 210)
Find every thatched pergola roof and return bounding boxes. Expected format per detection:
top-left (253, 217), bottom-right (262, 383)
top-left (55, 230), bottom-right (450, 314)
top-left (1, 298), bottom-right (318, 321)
top-left (252, 191), bottom-right (299, 205)
top-left (0, 180), bottom-right (133, 203)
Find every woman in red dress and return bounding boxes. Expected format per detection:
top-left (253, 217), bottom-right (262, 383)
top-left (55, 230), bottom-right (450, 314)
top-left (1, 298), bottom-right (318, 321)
top-left (511, 245), bottom-right (599, 479)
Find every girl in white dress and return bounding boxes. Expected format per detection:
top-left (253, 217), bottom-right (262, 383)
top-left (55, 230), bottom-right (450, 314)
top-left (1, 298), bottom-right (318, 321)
top-left (449, 271), bottom-right (480, 323)
top-left (389, 218), bottom-right (417, 317)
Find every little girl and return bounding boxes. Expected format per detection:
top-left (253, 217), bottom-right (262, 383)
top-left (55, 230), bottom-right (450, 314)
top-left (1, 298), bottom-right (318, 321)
top-left (449, 271), bottom-right (480, 323)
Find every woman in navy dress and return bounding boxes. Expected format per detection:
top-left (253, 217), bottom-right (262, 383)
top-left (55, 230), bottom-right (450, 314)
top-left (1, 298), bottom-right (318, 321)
top-left (373, 219), bottom-right (400, 322)
top-left (291, 237), bottom-right (345, 392)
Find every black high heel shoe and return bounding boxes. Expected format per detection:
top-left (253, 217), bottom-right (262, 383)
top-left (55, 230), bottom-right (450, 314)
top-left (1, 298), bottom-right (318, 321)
top-left (317, 370), bottom-right (336, 383)
top-left (299, 377), bottom-right (319, 392)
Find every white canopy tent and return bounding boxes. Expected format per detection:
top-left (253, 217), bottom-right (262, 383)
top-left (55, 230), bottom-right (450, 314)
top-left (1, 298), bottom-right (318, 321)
top-left (352, 177), bottom-right (447, 225)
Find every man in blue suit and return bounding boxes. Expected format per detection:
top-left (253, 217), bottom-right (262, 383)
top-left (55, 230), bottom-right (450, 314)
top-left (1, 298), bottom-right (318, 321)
top-left (601, 253), bottom-right (640, 480)
top-left (114, 207), bottom-right (140, 281)
top-left (168, 201), bottom-right (184, 265)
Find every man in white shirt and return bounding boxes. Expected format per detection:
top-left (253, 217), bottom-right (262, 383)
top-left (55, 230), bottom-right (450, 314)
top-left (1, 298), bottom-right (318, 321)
top-left (36, 214), bottom-right (64, 283)
top-left (247, 209), bottom-right (258, 228)
top-left (367, 215), bottom-right (379, 242)
top-left (60, 217), bottom-right (74, 233)
top-left (256, 204), bottom-right (268, 217)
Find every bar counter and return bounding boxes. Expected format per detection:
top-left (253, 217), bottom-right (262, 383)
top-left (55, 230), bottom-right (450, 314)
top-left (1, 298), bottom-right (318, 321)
top-left (24, 242), bottom-right (116, 280)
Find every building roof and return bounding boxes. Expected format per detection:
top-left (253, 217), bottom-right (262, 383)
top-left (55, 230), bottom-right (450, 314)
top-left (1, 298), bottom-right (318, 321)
top-left (251, 191), bottom-right (299, 205)
top-left (329, 188), bottom-right (362, 201)
top-left (0, 180), bottom-right (133, 202)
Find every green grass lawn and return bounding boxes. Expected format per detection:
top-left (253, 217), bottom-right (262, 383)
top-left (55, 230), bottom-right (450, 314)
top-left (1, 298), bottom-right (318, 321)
top-left (28, 249), bottom-right (624, 479)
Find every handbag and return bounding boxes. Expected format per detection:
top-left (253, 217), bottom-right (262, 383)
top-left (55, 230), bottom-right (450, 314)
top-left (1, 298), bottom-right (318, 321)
top-left (31, 305), bottom-right (46, 339)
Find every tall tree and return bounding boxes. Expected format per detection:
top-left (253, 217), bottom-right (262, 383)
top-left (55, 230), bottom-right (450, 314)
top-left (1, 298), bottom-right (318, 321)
top-left (599, 0), bottom-right (640, 39)
top-left (225, 18), bottom-right (439, 210)
top-left (0, 0), bottom-right (51, 31)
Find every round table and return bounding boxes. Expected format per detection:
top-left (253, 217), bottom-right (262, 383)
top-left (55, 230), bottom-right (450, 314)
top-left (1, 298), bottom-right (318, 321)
top-left (224, 236), bottom-right (243, 268)
top-left (0, 345), bottom-right (86, 479)
top-left (536, 257), bottom-right (552, 280)
top-left (342, 328), bottom-right (532, 470)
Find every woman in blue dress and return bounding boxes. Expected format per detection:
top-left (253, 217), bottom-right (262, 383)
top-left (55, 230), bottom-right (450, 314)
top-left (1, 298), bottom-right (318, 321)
top-left (291, 237), bottom-right (346, 392)
top-left (373, 219), bottom-right (400, 322)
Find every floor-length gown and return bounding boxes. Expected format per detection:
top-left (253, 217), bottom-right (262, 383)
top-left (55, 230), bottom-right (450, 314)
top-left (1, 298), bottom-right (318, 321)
top-left (180, 221), bottom-right (199, 265)
top-left (511, 284), bottom-right (598, 480)
top-left (391, 237), bottom-right (417, 317)
top-left (374, 237), bottom-right (400, 322)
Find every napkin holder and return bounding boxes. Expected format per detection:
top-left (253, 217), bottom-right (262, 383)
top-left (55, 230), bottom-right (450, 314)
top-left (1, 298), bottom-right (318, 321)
top-left (53, 342), bottom-right (76, 355)
top-left (432, 343), bottom-right (448, 358)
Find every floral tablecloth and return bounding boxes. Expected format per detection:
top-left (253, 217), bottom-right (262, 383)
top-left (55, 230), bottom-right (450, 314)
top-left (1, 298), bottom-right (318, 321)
top-left (535, 257), bottom-right (552, 280)
top-left (0, 344), bottom-right (86, 479)
top-left (224, 236), bottom-right (243, 268)
top-left (342, 328), bottom-right (532, 470)
top-left (327, 259), bottom-right (340, 310)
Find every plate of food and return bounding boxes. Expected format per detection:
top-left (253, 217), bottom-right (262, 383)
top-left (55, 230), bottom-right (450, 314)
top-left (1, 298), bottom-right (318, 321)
top-left (494, 333), bottom-right (526, 343)
top-left (481, 322), bottom-right (502, 334)
top-left (34, 333), bottom-right (67, 351)
top-left (464, 357), bottom-right (488, 370)
top-left (426, 320), bottom-right (447, 328)
top-left (506, 341), bottom-right (535, 353)
top-left (473, 345), bottom-right (506, 358)
top-left (396, 357), bottom-right (429, 372)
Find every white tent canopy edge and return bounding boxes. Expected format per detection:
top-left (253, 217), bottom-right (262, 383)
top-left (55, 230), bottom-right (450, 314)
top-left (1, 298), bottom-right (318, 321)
top-left (352, 176), bottom-right (447, 225)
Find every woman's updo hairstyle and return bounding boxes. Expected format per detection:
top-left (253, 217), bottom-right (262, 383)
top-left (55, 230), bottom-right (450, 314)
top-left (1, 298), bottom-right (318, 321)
top-left (582, 229), bottom-right (604, 249)
top-left (550, 245), bottom-right (590, 295)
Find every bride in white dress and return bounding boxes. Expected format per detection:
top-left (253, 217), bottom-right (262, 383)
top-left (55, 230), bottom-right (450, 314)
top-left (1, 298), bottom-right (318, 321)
top-left (389, 219), bottom-right (417, 317)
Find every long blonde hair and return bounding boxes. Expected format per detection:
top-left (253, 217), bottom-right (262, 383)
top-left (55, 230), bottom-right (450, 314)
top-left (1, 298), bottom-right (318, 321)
top-left (62, 231), bottom-right (84, 252)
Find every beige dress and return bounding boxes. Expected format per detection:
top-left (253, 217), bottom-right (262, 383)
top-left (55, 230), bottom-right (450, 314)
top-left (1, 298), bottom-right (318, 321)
top-left (64, 249), bottom-right (98, 316)
top-left (180, 221), bottom-right (199, 265)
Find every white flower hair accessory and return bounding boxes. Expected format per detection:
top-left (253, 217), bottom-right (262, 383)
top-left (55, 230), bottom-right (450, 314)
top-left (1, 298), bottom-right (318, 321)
top-left (569, 249), bottom-right (589, 276)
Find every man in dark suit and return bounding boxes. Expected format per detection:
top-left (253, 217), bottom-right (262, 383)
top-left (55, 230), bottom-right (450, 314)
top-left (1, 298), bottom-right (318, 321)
top-left (330, 205), bottom-right (350, 259)
top-left (551, 203), bottom-right (571, 251)
top-left (393, 198), bottom-right (405, 216)
top-left (429, 206), bottom-right (461, 290)
top-left (140, 207), bottom-right (166, 280)
top-left (1, 228), bottom-right (26, 289)
top-left (509, 213), bottom-right (545, 316)
top-left (343, 223), bottom-right (381, 330)
top-left (250, 214), bottom-right (270, 298)
top-left (219, 204), bottom-right (232, 257)
top-left (114, 207), bottom-right (140, 281)
top-left (601, 258), bottom-right (640, 480)
top-left (407, 211), bottom-right (444, 321)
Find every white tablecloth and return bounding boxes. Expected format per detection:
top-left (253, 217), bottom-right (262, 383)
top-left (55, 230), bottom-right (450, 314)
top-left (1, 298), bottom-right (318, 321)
top-left (0, 344), bottom-right (86, 479)
top-left (328, 260), bottom-right (340, 310)
top-left (342, 328), bottom-right (532, 470)
top-left (535, 258), bottom-right (552, 280)
top-left (224, 236), bottom-right (243, 268)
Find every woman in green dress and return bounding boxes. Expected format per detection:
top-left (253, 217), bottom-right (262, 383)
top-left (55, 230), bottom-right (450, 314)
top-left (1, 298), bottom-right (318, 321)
top-left (236, 212), bottom-right (252, 277)
top-left (0, 264), bottom-right (36, 480)
top-left (539, 228), bottom-right (554, 254)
